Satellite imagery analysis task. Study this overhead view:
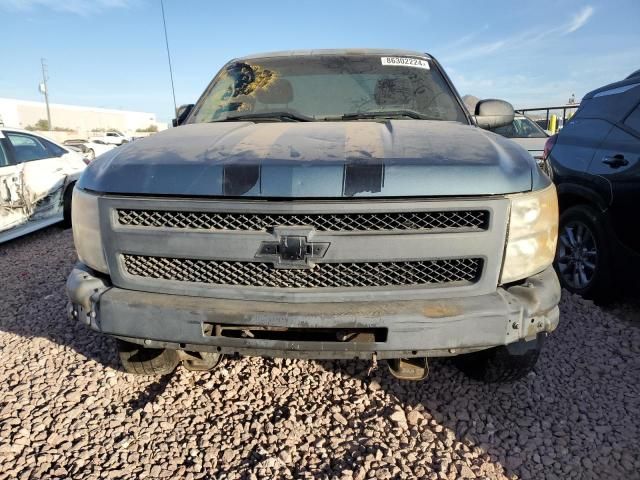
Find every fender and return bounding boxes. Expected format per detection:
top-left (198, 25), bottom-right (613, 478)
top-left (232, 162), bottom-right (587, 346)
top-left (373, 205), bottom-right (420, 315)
top-left (556, 182), bottom-right (610, 213)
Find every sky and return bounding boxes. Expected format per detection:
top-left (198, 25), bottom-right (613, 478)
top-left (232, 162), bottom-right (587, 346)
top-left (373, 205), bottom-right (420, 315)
top-left (1, 0), bottom-right (639, 122)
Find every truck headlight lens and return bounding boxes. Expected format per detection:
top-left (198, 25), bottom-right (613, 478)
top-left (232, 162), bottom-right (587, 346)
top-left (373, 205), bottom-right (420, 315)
top-left (72, 188), bottom-right (109, 274)
top-left (500, 184), bottom-right (558, 284)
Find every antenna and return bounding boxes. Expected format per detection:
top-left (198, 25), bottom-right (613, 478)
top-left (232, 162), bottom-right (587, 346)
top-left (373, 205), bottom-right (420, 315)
top-left (40, 58), bottom-right (52, 130)
top-left (160, 0), bottom-right (178, 118)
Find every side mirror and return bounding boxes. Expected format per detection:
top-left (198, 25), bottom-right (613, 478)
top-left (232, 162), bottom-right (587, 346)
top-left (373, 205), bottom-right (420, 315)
top-left (474, 99), bottom-right (515, 129)
top-left (172, 103), bottom-right (195, 127)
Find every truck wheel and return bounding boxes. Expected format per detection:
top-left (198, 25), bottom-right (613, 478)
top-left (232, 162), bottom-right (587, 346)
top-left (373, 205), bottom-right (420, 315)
top-left (454, 335), bottom-right (543, 383)
top-left (554, 204), bottom-right (613, 303)
top-left (117, 339), bottom-right (179, 375)
top-left (182, 351), bottom-right (223, 371)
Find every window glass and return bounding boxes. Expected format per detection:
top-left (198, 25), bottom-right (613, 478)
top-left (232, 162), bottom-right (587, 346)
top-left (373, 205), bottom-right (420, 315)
top-left (190, 55), bottom-right (467, 123)
top-left (7, 133), bottom-right (52, 163)
top-left (593, 81), bottom-right (640, 98)
top-left (42, 138), bottom-right (67, 157)
top-left (491, 122), bottom-right (517, 138)
top-left (624, 103), bottom-right (640, 133)
top-left (0, 141), bottom-right (8, 167)
top-left (492, 117), bottom-right (547, 138)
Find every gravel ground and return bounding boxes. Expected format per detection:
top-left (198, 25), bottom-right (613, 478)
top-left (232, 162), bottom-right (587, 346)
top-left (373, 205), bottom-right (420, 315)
top-left (1, 227), bottom-right (639, 480)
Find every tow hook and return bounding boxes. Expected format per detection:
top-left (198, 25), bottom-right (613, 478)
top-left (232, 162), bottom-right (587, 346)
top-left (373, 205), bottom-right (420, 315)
top-left (388, 357), bottom-right (429, 381)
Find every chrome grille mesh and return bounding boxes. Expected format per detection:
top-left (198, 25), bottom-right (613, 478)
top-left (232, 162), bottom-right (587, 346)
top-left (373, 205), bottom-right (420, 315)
top-left (117, 209), bottom-right (489, 232)
top-left (122, 255), bottom-right (483, 289)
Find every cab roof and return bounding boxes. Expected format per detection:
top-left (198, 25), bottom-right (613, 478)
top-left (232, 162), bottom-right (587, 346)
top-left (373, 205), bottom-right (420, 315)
top-left (237, 49), bottom-right (432, 61)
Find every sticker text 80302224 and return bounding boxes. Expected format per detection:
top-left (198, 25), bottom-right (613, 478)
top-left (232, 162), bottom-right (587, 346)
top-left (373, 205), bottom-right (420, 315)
top-left (380, 57), bottom-right (430, 70)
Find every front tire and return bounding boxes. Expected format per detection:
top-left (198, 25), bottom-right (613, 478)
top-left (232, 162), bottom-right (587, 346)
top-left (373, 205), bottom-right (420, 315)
top-left (454, 335), bottom-right (543, 383)
top-left (182, 351), bottom-right (223, 371)
top-left (117, 339), bottom-right (179, 375)
top-left (61, 184), bottom-right (74, 228)
top-left (554, 204), bottom-right (613, 302)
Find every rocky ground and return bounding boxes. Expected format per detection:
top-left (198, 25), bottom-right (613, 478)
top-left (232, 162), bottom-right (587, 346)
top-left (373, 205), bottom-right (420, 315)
top-left (0, 226), bottom-right (639, 480)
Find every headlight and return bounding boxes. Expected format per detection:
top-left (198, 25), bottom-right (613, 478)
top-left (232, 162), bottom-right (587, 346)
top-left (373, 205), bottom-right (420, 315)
top-left (500, 183), bottom-right (558, 284)
top-left (72, 188), bottom-right (109, 273)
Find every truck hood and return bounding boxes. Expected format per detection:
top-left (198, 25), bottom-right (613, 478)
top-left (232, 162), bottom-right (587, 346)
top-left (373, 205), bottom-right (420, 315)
top-left (79, 120), bottom-right (536, 198)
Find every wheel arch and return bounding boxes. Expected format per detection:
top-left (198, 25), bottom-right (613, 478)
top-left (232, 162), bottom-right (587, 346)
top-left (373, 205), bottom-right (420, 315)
top-left (62, 179), bottom-right (77, 227)
top-left (556, 183), bottom-right (608, 213)
top-left (63, 179), bottom-right (77, 199)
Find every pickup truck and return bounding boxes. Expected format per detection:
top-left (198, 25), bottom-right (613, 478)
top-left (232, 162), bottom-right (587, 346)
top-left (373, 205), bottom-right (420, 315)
top-left (67, 49), bottom-right (560, 382)
top-left (89, 130), bottom-right (131, 146)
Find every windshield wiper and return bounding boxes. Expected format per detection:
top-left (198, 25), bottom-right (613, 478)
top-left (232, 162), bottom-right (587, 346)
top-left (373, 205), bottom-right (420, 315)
top-left (213, 111), bottom-right (312, 122)
top-left (340, 110), bottom-right (427, 121)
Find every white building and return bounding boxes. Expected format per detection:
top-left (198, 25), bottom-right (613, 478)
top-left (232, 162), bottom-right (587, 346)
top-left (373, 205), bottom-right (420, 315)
top-left (0, 97), bottom-right (167, 140)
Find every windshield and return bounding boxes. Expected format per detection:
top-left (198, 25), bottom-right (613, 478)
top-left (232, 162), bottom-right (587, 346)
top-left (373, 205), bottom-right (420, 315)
top-left (188, 55), bottom-right (467, 123)
top-left (492, 116), bottom-right (547, 138)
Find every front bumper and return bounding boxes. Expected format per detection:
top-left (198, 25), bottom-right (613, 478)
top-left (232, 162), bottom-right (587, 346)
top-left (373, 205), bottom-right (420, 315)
top-left (66, 264), bottom-right (560, 360)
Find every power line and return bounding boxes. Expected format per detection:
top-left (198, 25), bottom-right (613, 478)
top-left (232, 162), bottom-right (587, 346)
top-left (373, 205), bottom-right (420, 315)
top-left (160, 0), bottom-right (178, 118)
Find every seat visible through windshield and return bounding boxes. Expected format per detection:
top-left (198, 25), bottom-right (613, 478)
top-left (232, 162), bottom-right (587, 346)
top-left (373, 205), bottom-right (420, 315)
top-left (189, 54), bottom-right (467, 123)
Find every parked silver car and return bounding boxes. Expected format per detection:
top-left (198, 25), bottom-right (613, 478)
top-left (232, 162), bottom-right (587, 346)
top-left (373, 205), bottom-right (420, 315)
top-left (491, 114), bottom-right (549, 160)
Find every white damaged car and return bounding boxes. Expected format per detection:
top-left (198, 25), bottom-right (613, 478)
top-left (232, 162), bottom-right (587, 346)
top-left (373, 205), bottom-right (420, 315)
top-left (0, 128), bottom-right (86, 242)
top-left (63, 138), bottom-right (117, 162)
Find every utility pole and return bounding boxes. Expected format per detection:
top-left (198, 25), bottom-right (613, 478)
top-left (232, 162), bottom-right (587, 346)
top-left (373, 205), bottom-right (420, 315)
top-left (160, 0), bottom-right (178, 118)
top-left (40, 58), bottom-right (52, 130)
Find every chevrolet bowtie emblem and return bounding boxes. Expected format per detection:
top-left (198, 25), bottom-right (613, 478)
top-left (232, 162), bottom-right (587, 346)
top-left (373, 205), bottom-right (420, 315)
top-left (256, 236), bottom-right (330, 269)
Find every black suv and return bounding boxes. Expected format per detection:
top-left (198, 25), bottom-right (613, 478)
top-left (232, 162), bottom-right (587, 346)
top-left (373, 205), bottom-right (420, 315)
top-left (548, 73), bottom-right (640, 300)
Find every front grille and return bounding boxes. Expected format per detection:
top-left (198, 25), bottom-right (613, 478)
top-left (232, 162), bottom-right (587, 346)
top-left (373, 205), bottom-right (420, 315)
top-left (117, 209), bottom-right (489, 232)
top-left (122, 255), bottom-right (483, 289)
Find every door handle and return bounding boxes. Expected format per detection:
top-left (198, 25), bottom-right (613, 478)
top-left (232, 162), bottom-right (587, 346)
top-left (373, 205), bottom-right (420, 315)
top-left (602, 154), bottom-right (628, 168)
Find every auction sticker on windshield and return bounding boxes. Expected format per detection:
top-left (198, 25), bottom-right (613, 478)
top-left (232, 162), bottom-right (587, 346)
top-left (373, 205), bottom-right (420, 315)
top-left (381, 57), bottom-right (430, 70)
